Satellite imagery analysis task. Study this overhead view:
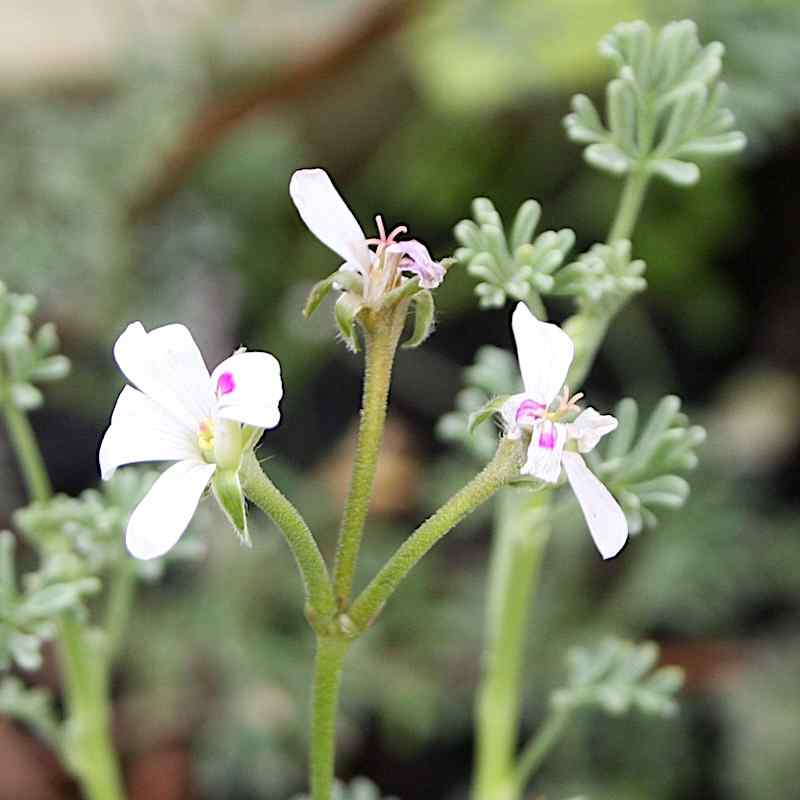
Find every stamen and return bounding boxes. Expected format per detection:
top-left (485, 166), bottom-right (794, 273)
top-left (385, 224), bottom-right (408, 243)
top-left (375, 215), bottom-right (387, 241)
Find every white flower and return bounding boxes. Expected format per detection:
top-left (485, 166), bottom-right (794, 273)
top-left (501, 303), bottom-right (628, 559)
top-left (289, 168), bottom-right (445, 303)
top-left (99, 322), bottom-right (283, 560)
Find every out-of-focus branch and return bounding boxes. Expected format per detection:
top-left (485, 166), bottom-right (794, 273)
top-left (128, 0), bottom-right (422, 221)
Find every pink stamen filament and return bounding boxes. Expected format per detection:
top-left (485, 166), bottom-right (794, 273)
top-left (367, 215), bottom-right (409, 247)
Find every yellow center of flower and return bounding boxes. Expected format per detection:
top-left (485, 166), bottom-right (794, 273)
top-left (198, 418), bottom-right (215, 458)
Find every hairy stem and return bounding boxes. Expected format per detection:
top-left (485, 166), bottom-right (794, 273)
top-left (240, 451), bottom-right (336, 622)
top-left (1, 402), bottom-right (51, 502)
top-left (471, 489), bottom-right (552, 800)
top-left (59, 616), bottom-right (126, 800)
top-left (348, 438), bottom-right (522, 632)
top-left (333, 305), bottom-right (405, 608)
top-left (310, 636), bottom-right (349, 800)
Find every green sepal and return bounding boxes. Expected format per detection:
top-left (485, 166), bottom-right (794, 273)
top-left (381, 276), bottom-right (421, 308)
top-left (211, 470), bottom-right (250, 547)
top-left (402, 290), bottom-right (435, 349)
top-left (467, 394), bottom-right (510, 434)
top-left (335, 292), bottom-right (364, 353)
top-left (241, 424), bottom-right (264, 452)
top-left (303, 269), bottom-right (364, 319)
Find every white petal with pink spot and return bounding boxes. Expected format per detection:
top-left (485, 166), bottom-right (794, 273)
top-left (100, 323), bottom-right (283, 559)
top-left (502, 303), bottom-right (628, 559)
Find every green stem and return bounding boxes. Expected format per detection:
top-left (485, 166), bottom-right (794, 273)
top-left (332, 306), bottom-right (405, 608)
top-left (348, 438), bottom-right (522, 632)
top-left (104, 561), bottom-right (137, 659)
top-left (240, 451), bottom-right (336, 622)
top-left (310, 636), bottom-right (349, 800)
top-left (1, 401), bottom-right (51, 502)
top-left (471, 489), bottom-right (552, 800)
top-left (1, 400), bottom-right (125, 800)
top-left (59, 616), bottom-right (125, 800)
top-left (607, 167), bottom-right (650, 245)
top-left (514, 707), bottom-right (572, 792)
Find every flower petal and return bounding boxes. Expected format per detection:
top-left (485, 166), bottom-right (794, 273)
top-left (499, 392), bottom-right (530, 438)
top-left (99, 386), bottom-right (199, 479)
top-left (386, 240), bottom-right (445, 289)
top-left (511, 303), bottom-right (575, 405)
top-left (211, 351), bottom-right (283, 429)
top-left (125, 460), bottom-right (216, 559)
top-left (113, 322), bottom-right (214, 428)
top-left (521, 421), bottom-right (567, 483)
top-left (562, 451), bottom-right (628, 559)
top-left (568, 407), bottom-right (618, 453)
top-left (289, 169), bottom-right (372, 273)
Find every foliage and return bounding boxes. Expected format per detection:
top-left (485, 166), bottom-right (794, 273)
top-left (0, 676), bottom-right (61, 750)
top-left (564, 19), bottom-right (746, 186)
top-left (551, 241), bottom-right (647, 314)
top-left (0, 531), bottom-right (98, 671)
top-left (588, 395), bottom-right (705, 534)
top-left (437, 346), bottom-right (521, 461)
top-left (0, 281), bottom-right (70, 410)
top-left (453, 197), bottom-right (575, 310)
top-left (552, 639), bottom-right (683, 717)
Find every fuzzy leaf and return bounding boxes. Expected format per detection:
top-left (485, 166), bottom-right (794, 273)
top-left (590, 396), bottom-right (705, 534)
top-left (551, 639), bottom-right (683, 718)
top-left (0, 677), bottom-right (61, 749)
top-left (566, 20), bottom-right (745, 184)
top-left (453, 198), bottom-right (573, 313)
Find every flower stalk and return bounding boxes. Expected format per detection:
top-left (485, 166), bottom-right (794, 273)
top-left (240, 451), bottom-right (336, 624)
top-left (332, 303), bottom-right (407, 608)
top-left (348, 437), bottom-right (523, 632)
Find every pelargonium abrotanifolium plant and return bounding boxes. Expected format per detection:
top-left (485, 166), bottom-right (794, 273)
top-left (0, 16), bottom-right (746, 800)
top-left (99, 321), bottom-right (283, 557)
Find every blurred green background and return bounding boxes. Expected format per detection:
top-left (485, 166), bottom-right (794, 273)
top-left (1, 0), bottom-right (799, 798)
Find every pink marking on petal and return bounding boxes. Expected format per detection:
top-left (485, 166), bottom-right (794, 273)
top-left (216, 371), bottom-right (236, 396)
top-left (538, 426), bottom-right (557, 449)
top-left (516, 398), bottom-right (546, 424)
